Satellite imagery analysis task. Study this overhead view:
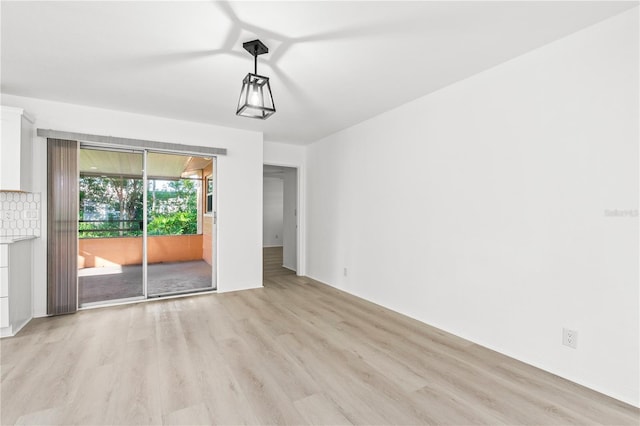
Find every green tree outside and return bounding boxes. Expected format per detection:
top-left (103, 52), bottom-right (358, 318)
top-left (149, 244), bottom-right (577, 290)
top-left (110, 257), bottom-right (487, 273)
top-left (79, 176), bottom-right (199, 238)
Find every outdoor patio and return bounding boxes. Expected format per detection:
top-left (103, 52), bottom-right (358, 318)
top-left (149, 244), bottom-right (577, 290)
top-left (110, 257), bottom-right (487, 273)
top-left (78, 259), bottom-right (212, 304)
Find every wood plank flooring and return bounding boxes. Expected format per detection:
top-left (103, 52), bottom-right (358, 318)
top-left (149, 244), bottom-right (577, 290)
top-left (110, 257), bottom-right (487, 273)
top-left (263, 246), bottom-right (296, 278)
top-left (1, 247), bottom-right (638, 425)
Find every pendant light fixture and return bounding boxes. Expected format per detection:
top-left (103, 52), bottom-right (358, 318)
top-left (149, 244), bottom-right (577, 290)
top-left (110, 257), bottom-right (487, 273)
top-left (236, 39), bottom-right (276, 120)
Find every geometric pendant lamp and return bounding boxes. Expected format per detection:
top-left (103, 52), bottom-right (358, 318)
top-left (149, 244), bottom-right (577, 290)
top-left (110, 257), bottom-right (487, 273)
top-left (236, 39), bottom-right (276, 119)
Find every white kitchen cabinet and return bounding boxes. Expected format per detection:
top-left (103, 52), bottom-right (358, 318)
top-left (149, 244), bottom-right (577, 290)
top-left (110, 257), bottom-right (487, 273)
top-left (0, 106), bottom-right (34, 191)
top-left (0, 268), bottom-right (8, 297)
top-left (0, 245), bottom-right (7, 328)
top-left (0, 299), bottom-right (8, 329)
top-left (0, 238), bottom-right (33, 337)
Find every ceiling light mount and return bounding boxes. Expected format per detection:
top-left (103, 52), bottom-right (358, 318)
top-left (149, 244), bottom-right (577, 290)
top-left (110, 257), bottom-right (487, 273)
top-left (243, 39), bottom-right (269, 57)
top-left (236, 39), bottom-right (276, 120)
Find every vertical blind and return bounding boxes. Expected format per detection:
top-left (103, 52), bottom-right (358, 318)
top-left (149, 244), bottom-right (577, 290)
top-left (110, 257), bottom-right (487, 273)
top-left (47, 138), bottom-right (78, 315)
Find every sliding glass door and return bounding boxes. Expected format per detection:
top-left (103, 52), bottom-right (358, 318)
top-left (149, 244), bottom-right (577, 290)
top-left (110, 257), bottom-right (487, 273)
top-left (78, 148), bottom-right (145, 305)
top-left (77, 146), bottom-right (216, 307)
top-left (146, 151), bottom-right (214, 297)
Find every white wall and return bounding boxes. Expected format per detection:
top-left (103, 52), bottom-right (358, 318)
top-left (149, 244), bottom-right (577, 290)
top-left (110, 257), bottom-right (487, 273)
top-left (264, 141), bottom-right (305, 167)
top-left (1, 93), bottom-right (264, 315)
top-left (305, 8), bottom-right (639, 407)
top-left (282, 168), bottom-right (297, 271)
top-left (263, 177), bottom-right (284, 247)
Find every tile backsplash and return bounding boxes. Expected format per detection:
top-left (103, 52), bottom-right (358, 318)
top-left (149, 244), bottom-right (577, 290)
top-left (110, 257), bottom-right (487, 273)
top-left (0, 192), bottom-right (41, 237)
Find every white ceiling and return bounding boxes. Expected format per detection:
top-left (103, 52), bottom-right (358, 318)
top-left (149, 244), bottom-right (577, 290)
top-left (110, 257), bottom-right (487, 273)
top-left (1, 1), bottom-right (636, 145)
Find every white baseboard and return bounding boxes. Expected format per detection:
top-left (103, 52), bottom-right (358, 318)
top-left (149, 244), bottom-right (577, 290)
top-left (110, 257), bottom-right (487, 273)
top-left (0, 316), bottom-right (33, 338)
top-left (282, 264), bottom-right (297, 272)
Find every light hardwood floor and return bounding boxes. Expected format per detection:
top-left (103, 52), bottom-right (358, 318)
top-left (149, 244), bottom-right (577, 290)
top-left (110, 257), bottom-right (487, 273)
top-left (1, 248), bottom-right (638, 425)
top-left (263, 246), bottom-right (296, 278)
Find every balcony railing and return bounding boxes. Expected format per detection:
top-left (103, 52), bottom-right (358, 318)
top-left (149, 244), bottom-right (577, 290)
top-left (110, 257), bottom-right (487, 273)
top-left (78, 219), bottom-right (143, 237)
top-left (78, 234), bottom-right (206, 268)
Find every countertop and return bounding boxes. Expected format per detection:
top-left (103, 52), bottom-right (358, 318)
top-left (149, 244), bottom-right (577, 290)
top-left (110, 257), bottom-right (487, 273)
top-left (0, 235), bottom-right (37, 244)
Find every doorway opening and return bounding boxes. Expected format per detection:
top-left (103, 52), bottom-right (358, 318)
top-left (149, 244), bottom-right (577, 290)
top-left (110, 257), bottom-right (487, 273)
top-left (78, 146), bottom-right (217, 306)
top-left (263, 165), bottom-right (298, 280)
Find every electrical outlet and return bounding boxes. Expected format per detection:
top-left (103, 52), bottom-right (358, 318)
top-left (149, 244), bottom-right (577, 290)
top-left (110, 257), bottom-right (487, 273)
top-left (563, 328), bottom-right (578, 349)
top-left (2, 211), bottom-right (13, 220)
top-left (343, 267), bottom-right (348, 277)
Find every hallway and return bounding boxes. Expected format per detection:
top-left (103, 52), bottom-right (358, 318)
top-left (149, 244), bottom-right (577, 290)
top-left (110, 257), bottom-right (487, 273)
top-left (263, 246), bottom-right (295, 280)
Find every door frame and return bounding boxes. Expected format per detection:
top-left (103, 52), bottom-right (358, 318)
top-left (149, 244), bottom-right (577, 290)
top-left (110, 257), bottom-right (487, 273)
top-left (263, 162), bottom-right (305, 276)
top-left (77, 143), bottom-right (219, 307)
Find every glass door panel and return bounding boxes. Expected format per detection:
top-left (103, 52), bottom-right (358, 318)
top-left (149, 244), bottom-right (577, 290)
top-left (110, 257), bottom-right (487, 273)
top-left (146, 152), bottom-right (213, 296)
top-left (78, 147), bottom-right (144, 305)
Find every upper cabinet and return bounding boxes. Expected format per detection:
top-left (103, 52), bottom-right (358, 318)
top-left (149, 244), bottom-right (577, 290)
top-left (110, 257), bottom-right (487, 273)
top-left (0, 106), bottom-right (34, 192)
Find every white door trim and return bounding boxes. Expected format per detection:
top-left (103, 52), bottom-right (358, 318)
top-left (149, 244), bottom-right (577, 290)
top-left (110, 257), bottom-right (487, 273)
top-left (263, 162), bottom-right (305, 276)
